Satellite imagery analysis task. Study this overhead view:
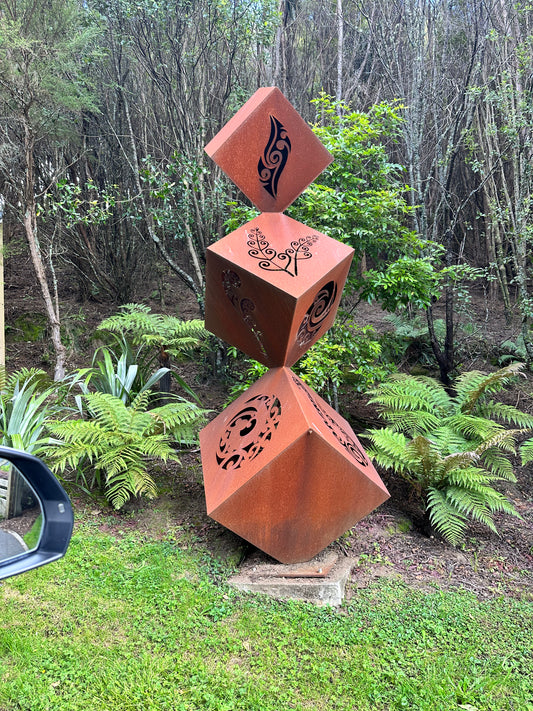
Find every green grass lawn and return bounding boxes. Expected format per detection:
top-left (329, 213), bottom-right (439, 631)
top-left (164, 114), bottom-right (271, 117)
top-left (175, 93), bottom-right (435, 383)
top-left (0, 527), bottom-right (531, 711)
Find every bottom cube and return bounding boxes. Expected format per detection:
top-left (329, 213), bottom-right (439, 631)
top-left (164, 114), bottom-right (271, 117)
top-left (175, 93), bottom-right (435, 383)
top-left (200, 368), bottom-right (389, 563)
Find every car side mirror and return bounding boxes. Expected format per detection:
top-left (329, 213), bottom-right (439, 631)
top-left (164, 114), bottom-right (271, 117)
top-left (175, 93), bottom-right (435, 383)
top-left (0, 445), bottom-right (73, 580)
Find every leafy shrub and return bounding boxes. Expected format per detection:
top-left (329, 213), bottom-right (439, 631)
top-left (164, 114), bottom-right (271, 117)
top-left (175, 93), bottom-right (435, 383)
top-left (227, 320), bottom-right (393, 407)
top-left (365, 363), bottom-right (533, 544)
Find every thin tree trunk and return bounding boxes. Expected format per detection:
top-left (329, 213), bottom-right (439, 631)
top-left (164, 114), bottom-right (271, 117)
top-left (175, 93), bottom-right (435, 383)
top-left (336, 0), bottom-right (344, 107)
top-left (23, 122), bottom-right (66, 380)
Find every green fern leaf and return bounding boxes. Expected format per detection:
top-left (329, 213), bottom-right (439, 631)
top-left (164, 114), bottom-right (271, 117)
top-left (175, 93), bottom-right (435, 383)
top-left (520, 437), bottom-right (533, 465)
top-left (456, 363), bottom-right (525, 415)
top-left (426, 488), bottom-right (467, 545)
top-left (476, 400), bottom-right (533, 429)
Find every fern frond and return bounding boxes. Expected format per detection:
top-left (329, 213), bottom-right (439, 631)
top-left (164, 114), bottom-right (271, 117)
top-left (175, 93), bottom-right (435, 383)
top-left (520, 437), bottom-right (533, 465)
top-left (445, 484), bottom-right (520, 525)
top-left (44, 390), bottom-right (201, 509)
top-left (426, 488), bottom-right (468, 545)
top-left (365, 428), bottom-right (410, 474)
top-left (445, 414), bottom-right (502, 442)
top-left (441, 451), bottom-right (480, 475)
top-left (443, 486), bottom-right (499, 533)
top-left (98, 304), bottom-right (207, 350)
top-left (430, 425), bottom-right (471, 453)
top-left (444, 466), bottom-right (489, 487)
top-left (81, 392), bottom-right (130, 431)
top-left (377, 409), bottom-right (441, 435)
top-left (456, 363), bottom-right (525, 414)
top-left (369, 374), bottom-right (452, 417)
top-left (406, 435), bottom-right (443, 483)
top-left (479, 450), bottom-right (516, 481)
top-left (474, 429), bottom-right (521, 456)
top-left (475, 400), bottom-right (533, 429)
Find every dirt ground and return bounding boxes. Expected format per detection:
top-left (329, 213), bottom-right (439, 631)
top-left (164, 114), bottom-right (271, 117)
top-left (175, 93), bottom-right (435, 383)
top-left (3, 254), bottom-right (533, 601)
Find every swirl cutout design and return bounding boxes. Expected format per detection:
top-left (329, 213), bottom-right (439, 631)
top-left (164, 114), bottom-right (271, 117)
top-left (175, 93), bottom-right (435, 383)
top-left (291, 376), bottom-right (369, 468)
top-left (216, 394), bottom-right (282, 471)
top-left (221, 269), bottom-right (267, 356)
top-left (246, 227), bottom-right (318, 277)
top-left (297, 281), bottom-right (338, 346)
top-left (258, 115), bottom-right (292, 199)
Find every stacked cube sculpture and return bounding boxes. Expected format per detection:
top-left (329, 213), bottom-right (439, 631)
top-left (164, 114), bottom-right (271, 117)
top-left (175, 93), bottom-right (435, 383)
top-left (200, 88), bottom-right (389, 564)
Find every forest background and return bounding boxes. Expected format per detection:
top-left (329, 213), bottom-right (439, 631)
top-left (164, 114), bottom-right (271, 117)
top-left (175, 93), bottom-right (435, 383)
top-left (1, 0), bottom-right (533, 540)
top-left (1, 0), bottom-right (532, 381)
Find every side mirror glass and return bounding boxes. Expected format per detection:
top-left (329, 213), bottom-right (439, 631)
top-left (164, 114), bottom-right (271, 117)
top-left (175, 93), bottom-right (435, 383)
top-left (0, 446), bottom-right (73, 580)
top-left (0, 460), bottom-right (43, 560)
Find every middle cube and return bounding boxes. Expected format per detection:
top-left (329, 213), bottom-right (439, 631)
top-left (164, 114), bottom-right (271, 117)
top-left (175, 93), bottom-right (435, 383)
top-left (205, 212), bottom-right (354, 367)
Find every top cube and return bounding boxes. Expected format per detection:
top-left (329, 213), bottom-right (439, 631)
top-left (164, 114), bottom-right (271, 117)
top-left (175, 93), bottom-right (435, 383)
top-left (205, 87), bottom-right (333, 213)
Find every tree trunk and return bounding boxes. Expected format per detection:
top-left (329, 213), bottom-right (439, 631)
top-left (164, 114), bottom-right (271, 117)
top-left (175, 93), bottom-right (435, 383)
top-left (23, 122), bottom-right (66, 381)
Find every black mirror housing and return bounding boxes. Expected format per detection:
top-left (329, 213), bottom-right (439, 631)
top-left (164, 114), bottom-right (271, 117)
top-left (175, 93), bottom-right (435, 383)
top-left (0, 446), bottom-right (73, 580)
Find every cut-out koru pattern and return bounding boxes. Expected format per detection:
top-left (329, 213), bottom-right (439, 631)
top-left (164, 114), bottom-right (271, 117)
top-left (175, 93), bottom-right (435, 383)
top-left (258, 115), bottom-right (291, 198)
top-left (292, 376), bottom-right (369, 467)
top-left (297, 281), bottom-right (338, 346)
top-left (246, 227), bottom-right (318, 277)
top-left (216, 394), bottom-right (282, 471)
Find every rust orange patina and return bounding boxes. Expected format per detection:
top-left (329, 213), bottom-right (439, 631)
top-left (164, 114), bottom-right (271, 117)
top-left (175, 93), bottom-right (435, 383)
top-left (205, 212), bottom-right (354, 367)
top-left (201, 87), bottom-right (389, 564)
top-left (200, 369), bottom-right (389, 564)
top-left (205, 87), bottom-right (332, 213)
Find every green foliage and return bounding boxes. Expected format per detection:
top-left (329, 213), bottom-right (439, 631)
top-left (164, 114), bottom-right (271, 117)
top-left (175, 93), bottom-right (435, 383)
top-left (296, 321), bottom-right (393, 400)
top-left (228, 319), bottom-right (393, 406)
top-left (97, 304), bottom-right (208, 398)
top-left (289, 95), bottom-right (427, 288)
top-left (39, 179), bottom-right (118, 228)
top-left (80, 338), bottom-right (170, 406)
top-left (0, 368), bottom-right (57, 453)
top-left (360, 256), bottom-right (440, 311)
top-left (0, 0), bottom-right (102, 131)
top-left (97, 304), bottom-right (207, 361)
top-left (45, 391), bottom-right (207, 509)
top-left (366, 363), bottom-right (532, 544)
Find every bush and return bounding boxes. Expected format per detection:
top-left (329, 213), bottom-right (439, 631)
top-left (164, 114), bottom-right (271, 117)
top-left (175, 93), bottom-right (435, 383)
top-left (227, 319), bottom-right (393, 408)
top-left (44, 391), bottom-right (207, 509)
top-left (365, 363), bottom-right (533, 544)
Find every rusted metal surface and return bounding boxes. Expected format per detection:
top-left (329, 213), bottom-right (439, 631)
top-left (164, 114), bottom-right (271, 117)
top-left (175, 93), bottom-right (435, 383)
top-left (205, 212), bottom-right (354, 367)
top-left (205, 87), bottom-right (332, 213)
top-left (200, 369), bottom-right (389, 564)
top-left (201, 87), bottom-right (389, 565)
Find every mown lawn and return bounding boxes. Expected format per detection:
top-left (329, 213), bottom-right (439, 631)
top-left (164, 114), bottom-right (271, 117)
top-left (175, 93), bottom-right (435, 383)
top-left (0, 527), bottom-right (531, 711)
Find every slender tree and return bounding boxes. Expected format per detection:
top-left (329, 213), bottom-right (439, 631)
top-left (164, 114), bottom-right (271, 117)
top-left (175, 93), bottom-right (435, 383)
top-left (0, 0), bottom-right (100, 378)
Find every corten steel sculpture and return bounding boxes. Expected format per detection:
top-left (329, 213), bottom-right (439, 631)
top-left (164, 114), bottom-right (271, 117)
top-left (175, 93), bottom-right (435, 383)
top-left (200, 87), bottom-right (389, 564)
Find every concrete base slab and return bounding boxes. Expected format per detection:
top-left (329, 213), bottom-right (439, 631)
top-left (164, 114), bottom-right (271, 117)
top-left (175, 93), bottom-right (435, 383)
top-left (228, 550), bottom-right (353, 606)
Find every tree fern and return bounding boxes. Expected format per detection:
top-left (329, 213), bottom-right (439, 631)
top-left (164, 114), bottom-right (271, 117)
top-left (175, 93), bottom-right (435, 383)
top-left (366, 365), bottom-right (528, 544)
top-left (96, 304), bottom-right (208, 399)
top-left (44, 391), bottom-right (207, 509)
top-left (97, 304), bottom-right (207, 359)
